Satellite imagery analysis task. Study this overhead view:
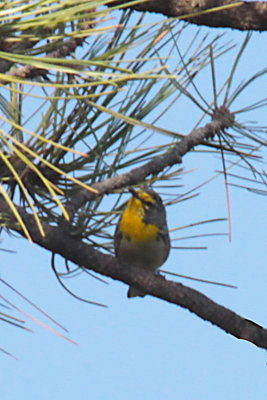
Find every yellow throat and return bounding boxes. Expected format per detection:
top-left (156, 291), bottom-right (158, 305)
top-left (120, 195), bottom-right (159, 243)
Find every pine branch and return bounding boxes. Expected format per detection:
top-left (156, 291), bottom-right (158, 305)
top-left (0, 195), bottom-right (266, 350)
top-left (110, 0), bottom-right (267, 31)
top-left (67, 106), bottom-right (235, 215)
top-left (0, 19), bottom-right (96, 84)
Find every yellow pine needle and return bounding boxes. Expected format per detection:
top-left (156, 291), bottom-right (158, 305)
top-left (0, 73), bottom-right (118, 89)
top-left (177, 2), bottom-right (243, 20)
top-left (0, 183), bottom-right (32, 242)
top-left (45, 179), bottom-right (65, 195)
top-left (0, 115), bottom-right (88, 158)
top-left (2, 131), bottom-right (98, 194)
top-left (0, 149), bottom-right (45, 236)
top-left (88, 100), bottom-right (183, 138)
top-left (0, 81), bottom-right (124, 101)
top-left (152, 30), bottom-right (170, 46)
top-left (0, 130), bottom-right (68, 219)
top-left (8, 146), bottom-right (69, 220)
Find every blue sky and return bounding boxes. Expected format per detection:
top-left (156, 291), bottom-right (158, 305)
top-left (1, 9), bottom-right (267, 400)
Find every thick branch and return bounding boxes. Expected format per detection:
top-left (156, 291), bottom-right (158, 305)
top-left (0, 197), bottom-right (266, 350)
top-left (110, 0), bottom-right (267, 31)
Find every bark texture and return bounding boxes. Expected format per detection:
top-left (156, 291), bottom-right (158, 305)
top-left (111, 0), bottom-right (267, 31)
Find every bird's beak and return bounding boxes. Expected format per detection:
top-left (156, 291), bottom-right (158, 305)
top-left (129, 187), bottom-right (139, 199)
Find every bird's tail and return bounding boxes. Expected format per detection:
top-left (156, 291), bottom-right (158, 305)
top-left (127, 286), bottom-right (146, 298)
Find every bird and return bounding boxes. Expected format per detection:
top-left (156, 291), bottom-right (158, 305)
top-left (114, 187), bottom-right (170, 298)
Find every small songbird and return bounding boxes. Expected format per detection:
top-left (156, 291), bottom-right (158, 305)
top-left (114, 187), bottom-right (170, 298)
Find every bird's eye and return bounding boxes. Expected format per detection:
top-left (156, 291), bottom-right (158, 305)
top-left (142, 199), bottom-right (153, 207)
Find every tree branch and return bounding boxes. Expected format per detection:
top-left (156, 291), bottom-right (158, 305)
top-left (0, 36), bottom-right (85, 84)
top-left (0, 196), bottom-right (266, 350)
top-left (110, 0), bottom-right (267, 31)
top-left (67, 106), bottom-right (235, 216)
top-left (0, 15), bottom-right (96, 83)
